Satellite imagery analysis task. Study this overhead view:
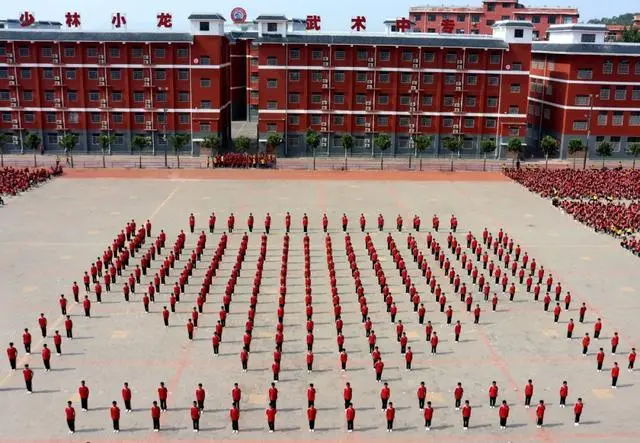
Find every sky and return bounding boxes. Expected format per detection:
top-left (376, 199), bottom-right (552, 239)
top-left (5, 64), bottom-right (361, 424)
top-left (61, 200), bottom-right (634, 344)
top-left (4, 0), bottom-right (633, 32)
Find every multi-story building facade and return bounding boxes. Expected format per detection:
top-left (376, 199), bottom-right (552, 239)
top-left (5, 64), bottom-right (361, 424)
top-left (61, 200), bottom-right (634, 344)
top-left (410, 0), bottom-right (578, 41)
top-left (528, 24), bottom-right (640, 159)
top-left (254, 19), bottom-right (532, 157)
top-left (0, 14), bottom-right (231, 154)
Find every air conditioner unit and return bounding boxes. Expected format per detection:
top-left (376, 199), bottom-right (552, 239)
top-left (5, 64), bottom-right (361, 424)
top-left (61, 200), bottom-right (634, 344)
top-left (100, 100), bottom-right (108, 108)
top-left (457, 59), bottom-right (463, 65)
top-left (56, 119), bottom-right (63, 125)
top-left (99, 77), bottom-right (106, 86)
top-left (367, 57), bottom-right (374, 63)
top-left (145, 102), bottom-right (153, 110)
top-left (98, 55), bottom-right (106, 64)
top-left (143, 55), bottom-right (151, 64)
top-left (9, 80), bottom-right (15, 86)
top-left (408, 127), bottom-right (415, 133)
top-left (366, 79), bottom-right (373, 85)
top-left (101, 121), bottom-right (108, 130)
top-left (6, 52), bottom-right (14, 60)
top-left (10, 102), bottom-right (18, 108)
top-left (52, 55), bottom-right (59, 64)
top-left (54, 75), bottom-right (61, 81)
top-left (411, 81), bottom-right (418, 87)
top-left (368, 62), bottom-right (374, 68)
top-left (54, 99), bottom-right (62, 108)
top-left (364, 139), bottom-right (371, 147)
top-left (321, 104), bottom-right (328, 110)
top-left (145, 121), bottom-right (153, 129)
top-left (321, 137), bottom-right (328, 146)
top-left (453, 124), bottom-right (460, 130)
top-left (322, 57), bottom-right (329, 62)
top-left (56, 123), bottom-right (64, 130)
top-left (410, 85), bottom-right (417, 92)
top-left (144, 77), bottom-right (151, 86)
top-left (365, 105), bottom-right (372, 111)
top-left (322, 84), bottom-right (328, 89)
top-left (12, 123), bottom-right (19, 129)
top-left (410, 123), bottom-right (415, 129)
top-left (455, 86), bottom-right (462, 92)
top-left (54, 80), bottom-right (62, 86)
top-left (365, 122), bottom-right (371, 128)
top-left (9, 75), bottom-right (15, 81)
top-left (321, 100), bottom-right (328, 105)
top-left (12, 135), bottom-right (19, 144)
top-left (11, 119), bottom-right (17, 124)
top-left (365, 100), bottom-right (372, 106)
top-left (322, 61), bottom-right (329, 67)
top-left (321, 121), bottom-right (327, 127)
top-left (456, 81), bottom-right (462, 87)
top-left (10, 97), bottom-right (17, 103)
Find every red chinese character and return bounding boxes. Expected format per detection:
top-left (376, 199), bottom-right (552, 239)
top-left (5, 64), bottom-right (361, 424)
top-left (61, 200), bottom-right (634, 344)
top-left (306, 15), bottom-right (321, 31)
top-left (395, 17), bottom-right (412, 33)
top-left (351, 16), bottom-right (367, 31)
top-left (441, 19), bottom-right (455, 34)
top-left (19, 11), bottom-right (35, 27)
top-left (65, 12), bottom-right (81, 28)
top-left (111, 12), bottom-right (127, 29)
top-left (157, 13), bottom-right (173, 28)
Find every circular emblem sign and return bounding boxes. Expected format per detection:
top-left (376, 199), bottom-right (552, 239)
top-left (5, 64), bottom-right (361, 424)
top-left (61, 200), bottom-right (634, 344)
top-left (230, 7), bottom-right (247, 24)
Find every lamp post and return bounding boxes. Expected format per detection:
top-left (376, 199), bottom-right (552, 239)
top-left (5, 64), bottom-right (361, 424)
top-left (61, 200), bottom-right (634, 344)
top-left (583, 93), bottom-right (597, 170)
top-left (162, 107), bottom-right (168, 168)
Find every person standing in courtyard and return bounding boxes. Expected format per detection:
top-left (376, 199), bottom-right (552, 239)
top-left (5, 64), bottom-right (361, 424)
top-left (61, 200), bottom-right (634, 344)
top-left (385, 401), bottom-right (395, 432)
top-left (230, 403), bottom-right (240, 433)
top-left (266, 405), bottom-right (277, 432)
top-left (461, 400), bottom-right (471, 430)
top-left (65, 401), bottom-right (76, 434)
top-left (7, 342), bottom-right (17, 370)
top-left (424, 401), bottom-right (434, 430)
top-left (346, 403), bottom-right (356, 432)
top-left (498, 400), bottom-right (510, 429)
top-left (574, 398), bottom-right (584, 426)
top-left (536, 400), bottom-right (546, 428)
top-left (190, 401), bottom-right (201, 432)
top-left (79, 380), bottom-right (90, 411)
top-left (23, 364), bottom-right (33, 393)
top-left (122, 382), bottom-right (132, 412)
top-left (151, 401), bottom-right (161, 432)
top-left (110, 401), bottom-right (121, 433)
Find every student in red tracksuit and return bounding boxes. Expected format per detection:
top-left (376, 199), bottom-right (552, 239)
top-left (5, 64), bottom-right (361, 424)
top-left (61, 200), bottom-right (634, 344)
top-left (6, 343), bottom-right (17, 370)
top-left (158, 382), bottom-right (168, 411)
top-left (461, 400), bottom-right (471, 429)
top-left (266, 406), bottom-right (277, 432)
top-left (424, 401), bottom-right (434, 430)
top-left (79, 380), bottom-right (90, 411)
top-left (385, 402), bottom-right (395, 431)
top-left (536, 400), bottom-right (546, 428)
top-left (122, 382), bottom-right (132, 412)
top-left (151, 401), bottom-right (161, 432)
top-left (307, 405), bottom-right (317, 432)
top-left (195, 383), bottom-right (206, 411)
top-left (230, 403), bottom-right (240, 433)
top-left (574, 398), bottom-right (584, 425)
top-left (498, 400), bottom-right (510, 429)
top-left (346, 404), bottom-right (356, 432)
top-left (191, 401), bottom-right (201, 432)
top-left (65, 401), bottom-right (76, 434)
top-left (343, 382), bottom-right (353, 409)
top-left (110, 400), bottom-right (121, 432)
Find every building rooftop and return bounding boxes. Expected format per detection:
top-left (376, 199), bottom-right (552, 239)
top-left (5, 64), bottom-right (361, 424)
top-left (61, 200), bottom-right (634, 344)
top-left (548, 23), bottom-right (606, 32)
top-left (0, 30), bottom-right (193, 43)
top-left (493, 20), bottom-right (534, 28)
top-left (255, 15), bottom-right (288, 21)
top-left (532, 42), bottom-right (640, 56)
top-left (187, 14), bottom-right (225, 21)
top-left (409, 6), bottom-right (483, 13)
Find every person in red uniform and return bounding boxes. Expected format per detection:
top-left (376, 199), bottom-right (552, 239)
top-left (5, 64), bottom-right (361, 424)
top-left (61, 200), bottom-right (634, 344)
top-left (227, 213), bottom-right (235, 233)
top-left (186, 319), bottom-right (195, 340)
top-left (83, 295), bottom-right (91, 317)
top-left (385, 402), bottom-right (396, 431)
top-left (559, 381), bottom-right (569, 407)
top-left (339, 349), bottom-right (348, 371)
top-left (209, 212), bottom-right (216, 233)
top-left (268, 382), bottom-right (278, 408)
top-left (307, 404), bottom-right (317, 432)
top-left (461, 400), bottom-right (471, 429)
top-left (454, 382), bottom-right (464, 409)
top-left (377, 214), bottom-right (384, 231)
top-left (6, 342), bottom-right (17, 370)
top-left (158, 382), bottom-right (168, 412)
top-left (110, 400), bottom-right (121, 433)
top-left (498, 400), bottom-right (510, 429)
top-left (424, 401), bottom-right (434, 430)
top-left (346, 404), bottom-right (356, 432)
top-left (596, 347), bottom-right (605, 371)
top-left (536, 400), bottom-right (546, 428)
top-left (240, 348), bottom-right (249, 372)
top-left (567, 318), bottom-right (575, 339)
top-left (122, 382), bottom-right (132, 412)
top-left (454, 321), bottom-right (462, 343)
top-left (38, 313), bottom-right (47, 338)
top-left (59, 294), bottom-right (68, 316)
top-left (230, 402), bottom-right (240, 433)
top-left (430, 332), bottom-right (439, 354)
top-left (307, 383), bottom-right (316, 408)
top-left (343, 382), bottom-right (353, 409)
top-left (78, 380), bottom-right (90, 411)
top-left (190, 400), bottom-right (201, 432)
top-left (582, 333), bottom-right (591, 356)
top-left (579, 303), bottom-right (587, 323)
top-left (41, 344), bottom-right (51, 371)
top-left (524, 379), bottom-right (534, 407)
top-left (151, 401), bottom-right (161, 432)
top-left (375, 359), bottom-right (385, 382)
top-left (488, 381), bottom-right (498, 408)
top-left (611, 362), bottom-right (620, 388)
top-left (594, 318), bottom-right (603, 339)
top-left (341, 213), bottom-right (348, 232)
top-left (72, 281), bottom-right (80, 303)
top-left (629, 348), bottom-right (637, 371)
top-left (285, 212), bottom-right (291, 233)
top-left (266, 405), bottom-right (277, 432)
top-left (611, 332), bottom-right (620, 354)
top-left (380, 382), bottom-right (391, 410)
top-left (22, 328), bottom-right (32, 354)
top-left (272, 360), bottom-right (280, 382)
top-left (574, 398), bottom-right (584, 426)
top-left (65, 401), bottom-right (76, 434)
top-left (554, 303), bottom-right (562, 323)
top-left (396, 215), bottom-right (403, 232)
top-left (195, 383), bottom-right (206, 411)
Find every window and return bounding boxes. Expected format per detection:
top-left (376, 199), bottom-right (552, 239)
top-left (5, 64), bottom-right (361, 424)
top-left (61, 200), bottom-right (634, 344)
top-left (402, 51), bottom-right (413, 62)
top-left (487, 97), bottom-right (498, 108)
top-left (400, 73), bottom-right (412, 84)
top-left (357, 49), bottom-right (368, 61)
top-left (266, 56), bottom-right (278, 66)
top-left (63, 47), bottom-right (75, 57)
top-left (45, 112), bottom-right (56, 123)
top-left (420, 116), bottom-right (432, 127)
top-left (131, 47), bottom-right (143, 58)
top-left (200, 78), bottom-right (211, 88)
top-left (113, 134), bottom-right (124, 145)
top-left (44, 90), bottom-right (55, 101)
top-left (178, 91), bottom-right (189, 102)
top-left (288, 93), bottom-right (300, 104)
top-left (112, 112), bottom-right (124, 123)
top-left (267, 23), bottom-right (278, 32)
top-left (575, 95), bottom-right (590, 106)
top-left (176, 69), bottom-right (187, 81)
top-left (510, 84), bottom-right (521, 93)
top-left (311, 94), bottom-right (322, 104)
top-left (603, 60), bottom-right (613, 75)
top-left (572, 120), bottom-right (587, 131)
top-left (110, 69), bottom-right (121, 81)
top-left (633, 87), bottom-right (640, 100)
top-left (615, 88), bottom-right (627, 101)
top-left (618, 61), bottom-right (630, 75)
top-left (378, 94), bottom-right (389, 105)
top-left (548, 15), bottom-right (557, 24)
top-left (423, 52), bottom-right (435, 62)
top-left (289, 71), bottom-right (300, 82)
top-left (333, 115), bottom-right (344, 125)
top-left (485, 118), bottom-right (497, 128)
top-left (156, 91), bottom-right (167, 102)
top-left (445, 74), bottom-right (456, 85)
top-left (289, 48), bottom-right (300, 60)
top-left (486, 20), bottom-right (495, 26)
top-left (200, 100), bottom-right (212, 109)
top-left (422, 73), bottom-right (434, 84)
top-left (0, 90), bottom-right (9, 100)
top-left (267, 79), bottom-right (278, 88)
top-left (443, 95), bottom-right (454, 106)
top-left (199, 21), bottom-right (210, 31)
top-left (428, 14), bottom-right (436, 21)
top-left (288, 115), bottom-right (300, 125)
top-left (508, 126), bottom-right (520, 137)
top-left (355, 116), bottom-right (366, 126)
top-left (83, 69), bottom-right (96, 82)
top-left (489, 53), bottom-right (501, 65)
top-left (133, 92), bottom-right (144, 102)
top-left (155, 70), bottom-right (166, 81)
top-left (111, 91), bottom-right (122, 102)
top-left (23, 90), bottom-right (33, 101)
top-left (334, 71), bottom-right (345, 82)
top-left (41, 68), bottom-right (53, 80)
top-left (581, 34), bottom-right (596, 43)
top-left (46, 134), bottom-right (58, 145)
top-left (250, 90), bottom-right (259, 99)
top-left (543, 108), bottom-right (551, 119)
top-left (18, 46), bottom-right (30, 57)
top-left (179, 114), bottom-right (189, 124)
top-left (488, 75), bottom-right (499, 86)
top-left (334, 49), bottom-right (345, 60)
top-left (397, 117), bottom-right (409, 127)
top-left (200, 56), bottom-right (210, 65)
top-left (511, 63), bottom-right (522, 71)
top-left (630, 113), bottom-right (640, 126)
top-left (378, 72), bottom-right (390, 83)
top-left (379, 50), bottom-right (390, 61)
top-left (600, 88), bottom-right (610, 100)
top-left (20, 68), bottom-right (31, 80)
top-left (312, 71), bottom-right (323, 82)
top-left (464, 118), bottom-right (475, 128)
top-left (134, 113), bottom-right (145, 124)
top-left (310, 115), bottom-right (321, 125)
top-left (110, 47), bottom-right (120, 58)
top-left (577, 69), bottom-right (592, 80)
top-left (377, 116), bottom-right (388, 126)
top-left (465, 96), bottom-right (477, 107)
top-left (612, 112), bottom-right (624, 126)
top-left (154, 48), bottom-right (165, 58)
top-left (468, 53), bottom-right (479, 64)
top-left (598, 112), bottom-right (607, 126)
top-left (199, 122), bottom-right (211, 132)
top-left (41, 47), bottom-right (52, 57)
top-left (90, 113), bottom-right (101, 123)
top-left (445, 52), bottom-right (457, 64)
top-left (22, 112), bottom-right (35, 123)
top-left (177, 48), bottom-right (188, 58)
top-left (311, 49), bottom-right (323, 60)
top-left (356, 94), bottom-right (366, 104)
top-left (422, 95), bottom-right (433, 106)
top-left (334, 93), bottom-right (345, 104)
top-left (86, 90), bottom-right (98, 102)
top-left (251, 74), bottom-right (259, 83)
top-left (400, 95), bottom-right (411, 105)
top-left (508, 106), bottom-right (520, 114)
top-left (86, 47), bottom-right (98, 58)
top-left (636, 62), bottom-right (640, 75)
top-left (467, 74), bottom-right (478, 85)
top-left (133, 69), bottom-right (144, 80)
top-left (443, 117), bottom-right (453, 128)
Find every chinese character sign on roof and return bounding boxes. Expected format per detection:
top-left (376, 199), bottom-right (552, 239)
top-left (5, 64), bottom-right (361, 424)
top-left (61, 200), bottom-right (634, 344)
top-left (442, 19), bottom-right (455, 34)
top-left (351, 16), bottom-right (366, 31)
top-left (306, 15), bottom-right (321, 31)
top-left (65, 12), bottom-right (81, 28)
top-left (111, 12), bottom-right (127, 29)
top-left (19, 11), bottom-right (35, 27)
top-left (157, 12), bottom-right (172, 28)
top-left (395, 17), bottom-right (412, 33)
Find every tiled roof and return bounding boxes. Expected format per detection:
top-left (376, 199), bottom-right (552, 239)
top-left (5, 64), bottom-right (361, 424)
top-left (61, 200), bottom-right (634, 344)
top-left (0, 30), bottom-right (193, 43)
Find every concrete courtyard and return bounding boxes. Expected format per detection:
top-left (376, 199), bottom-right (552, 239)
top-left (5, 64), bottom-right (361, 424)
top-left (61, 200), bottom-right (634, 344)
top-left (0, 171), bottom-right (638, 443)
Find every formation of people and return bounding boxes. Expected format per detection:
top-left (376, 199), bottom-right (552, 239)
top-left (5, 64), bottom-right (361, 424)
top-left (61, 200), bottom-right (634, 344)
top-left (5, 210), bottom-right (634, 435)
top-left (0, 166), bottom-right (60, 200)
top-left (211, 153), bottom-right (276, 169)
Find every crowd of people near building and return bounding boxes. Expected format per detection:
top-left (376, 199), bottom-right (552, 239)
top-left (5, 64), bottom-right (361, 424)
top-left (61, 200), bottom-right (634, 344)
top-left (505, 168), bottom-right (640, 256)
top-left (0, 166), bottom-right (62, 203)
top-left (210, 153), bottom-right (276, 169)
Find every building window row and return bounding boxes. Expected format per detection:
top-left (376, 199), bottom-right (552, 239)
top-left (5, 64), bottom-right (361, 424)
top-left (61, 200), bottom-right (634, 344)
top-left (285, 115), bottom-right (502, 129)
top-left (269, 50), bottom-right (504, 65)
top-left (5, 45), bottom-right (188, 60)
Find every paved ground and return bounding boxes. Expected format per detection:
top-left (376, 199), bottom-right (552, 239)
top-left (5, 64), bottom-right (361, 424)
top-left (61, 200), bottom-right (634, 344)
top-left (0, 171), bottom-right (638, 442)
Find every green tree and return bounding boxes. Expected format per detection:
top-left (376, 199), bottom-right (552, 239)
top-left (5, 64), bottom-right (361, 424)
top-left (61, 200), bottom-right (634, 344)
top-left (567, 139), bottom-right (585, 169)
top-left (374, 133), bottom-right (391, 170)
top-left (168, 134), bottom-right (190, 168)
top-left (57, 133), bottom-right (78, 168)
top-left (413, 135), bottom-right (433, 171)
top-left (0, 133), bottom-right (10, 167)
top-left (622, 27), bottom-right (640, 42)
top-left (443, 136), bottom-right (463, 171)
top-left (234, 136), bottom-right (250, 153)
top-left (131, 135), bottom-right (150, 169)
top-left (596, 141), bottom-right (613, 168)
top-left (266, 133), bottom-right (283, 155)
top-left (98, 133), bottom-right (114, 168)
top-left (341, 134), bottom-right (354, 170)
top-left (506, 138), bottom-right (523, 167)
top-left (305, 130), bottom-right (321, 170)
top-left (540, 135), bottom-right (559, 170)
top-left (24, 132), bottom-right (41, 167)
top-left (627, 143), bottom-right (640, 169)
top-left (480, 138), bottom-right (497, 172)
top-left (201, 134), bottom-right (221, 167)
top-left (588, 13), bottom-right (636, 25)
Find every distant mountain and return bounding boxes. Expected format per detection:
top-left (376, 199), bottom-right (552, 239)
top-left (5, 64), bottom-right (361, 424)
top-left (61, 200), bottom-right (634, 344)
top-left (587, 13), bottom-right (638, 25)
